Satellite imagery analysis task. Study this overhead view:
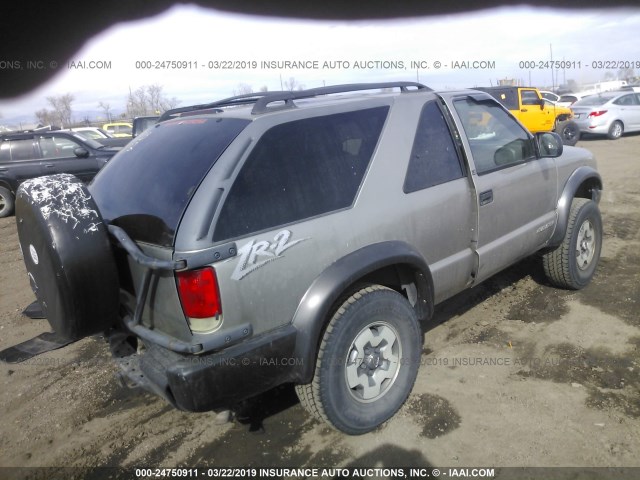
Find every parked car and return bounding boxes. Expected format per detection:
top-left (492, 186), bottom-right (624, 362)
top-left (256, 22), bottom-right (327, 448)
top-left (132, 116), bottom-right (159, 137)
top-left (571, 91), bottom-right (640, 139)
top-left (0, 130), bottom-right (118, 217)
top-left (539, 90), bottom-right (561, 103)
top-left (475, 86), bottom-right (580, 145)
top-left (102, 122), bottom-right (133, 138)
top-left (13, 82), bottom-right (602, 434)
top-left (557, 92), bottom-right (595, 107)
top-left (67, 127), bottom-right (130, 148)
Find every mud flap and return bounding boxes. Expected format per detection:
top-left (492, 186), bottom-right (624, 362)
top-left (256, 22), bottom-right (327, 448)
top-left (22, 300), bottom-right (46, 319)
top-left (0, 332), bottom-right (74, 363)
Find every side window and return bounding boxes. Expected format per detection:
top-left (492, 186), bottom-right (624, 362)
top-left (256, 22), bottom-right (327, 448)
top-left (454, 97), bottom-right (535, 175)
top-left (521, 90), bottom-right (540, 106)
top-left (613, 94), bottom-right (638, 106)
top-left (404, 100), bottom-right (464, 193)
top-left (214, 106), bottom-right (389, 241)
top-left (39, 136), bottom-right (82, 159)
top-left (10, 139), bottom-right (36, 160)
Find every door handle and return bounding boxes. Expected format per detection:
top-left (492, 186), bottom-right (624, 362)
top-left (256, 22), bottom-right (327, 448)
top-left (0, 167), bottom-right (7, 172)
top-left (479, 190), bottom-right (493, 206)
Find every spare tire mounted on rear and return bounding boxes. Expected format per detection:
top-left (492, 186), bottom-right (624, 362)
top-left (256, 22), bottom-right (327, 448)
top-left (15, 174), bottom-right (120, 341)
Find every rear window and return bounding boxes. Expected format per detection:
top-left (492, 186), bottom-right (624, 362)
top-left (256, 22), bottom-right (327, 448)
top-left (573, 95), bottom-right (614, 107)
top-left (90, 117), bottom-right (249, 247)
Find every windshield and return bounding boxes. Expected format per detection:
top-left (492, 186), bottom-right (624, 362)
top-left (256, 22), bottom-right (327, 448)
top-left (89, 116), bottom-right (249, 247)
top-left (69, 132), bottom-right (104, 149)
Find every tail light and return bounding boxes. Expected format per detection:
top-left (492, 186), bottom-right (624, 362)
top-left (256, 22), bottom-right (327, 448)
top-left (176, 267), bottom-right (223, 333)
top-left (588, 110), bottom-right (607, 118)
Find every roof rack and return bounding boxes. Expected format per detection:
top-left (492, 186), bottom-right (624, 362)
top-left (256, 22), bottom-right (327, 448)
top-left (158, 81), bottom-right (430, 121)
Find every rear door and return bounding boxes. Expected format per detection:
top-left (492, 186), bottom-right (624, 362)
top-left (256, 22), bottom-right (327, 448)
top-left (0, 137), bottom-right (44, 190)
top-left (612, 93), bottom-right (640, 129)
top-left (445, 94), bottom-right (558, 282)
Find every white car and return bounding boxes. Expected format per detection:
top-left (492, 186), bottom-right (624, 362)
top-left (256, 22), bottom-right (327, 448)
top-left (539, 90), bottom-right (561, 103)
top-left (557, 92), bottom-right (595, 107)
top-left (68, 127), bottom-right (114, 141)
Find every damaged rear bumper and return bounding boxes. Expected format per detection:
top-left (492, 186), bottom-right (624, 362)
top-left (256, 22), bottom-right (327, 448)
top-left (113, 324), bottom-right (299, 411)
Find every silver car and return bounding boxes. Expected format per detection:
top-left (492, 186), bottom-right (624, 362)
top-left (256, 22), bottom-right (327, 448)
top-left (571, 91), bottom-right (640, 139)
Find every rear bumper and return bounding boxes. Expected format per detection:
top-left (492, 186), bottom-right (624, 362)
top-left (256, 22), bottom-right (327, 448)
top-left (114, 324), bottom-right (300, 411)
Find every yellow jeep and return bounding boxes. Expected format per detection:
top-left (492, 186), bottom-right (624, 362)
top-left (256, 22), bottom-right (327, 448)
top-left (476, 87), bottom-right (579, 146)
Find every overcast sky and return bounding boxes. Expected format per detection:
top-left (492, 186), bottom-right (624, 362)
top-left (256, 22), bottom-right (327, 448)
top-left (1, 5), bottom-right (639, 125)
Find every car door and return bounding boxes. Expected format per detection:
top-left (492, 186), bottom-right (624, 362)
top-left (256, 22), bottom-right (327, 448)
top-left (612, 93), bottom-right (640, 130)
top-left (518, 88), bottom-right (553, 132)
top-left (37, 134), bottom-right (100, 182)
top-left (446, 94), bottom-right (558, 282)
top-left (0, 137), bottom-right (46, 189)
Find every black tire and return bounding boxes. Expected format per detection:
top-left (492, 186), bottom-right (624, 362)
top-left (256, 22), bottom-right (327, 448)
top-left (607, 121), bottom-right (623, 140)
top-left (543, 198), bottom-right (602, 290)
top-left (0, 186), bottom-right (15, 218)
top-left (556, 120), bottom-right (580, 146)
top-left (15, 174), bottom-right (120, 340)
top-left (295, 285), bottom-right (422, 435)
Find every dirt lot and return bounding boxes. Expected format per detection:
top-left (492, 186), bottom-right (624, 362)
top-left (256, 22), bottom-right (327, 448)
top-left (0, 133), bottom-right (639, 476)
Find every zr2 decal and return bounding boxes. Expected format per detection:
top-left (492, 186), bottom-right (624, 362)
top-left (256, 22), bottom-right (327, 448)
top-left (231, 230), bottom-right (309, 281)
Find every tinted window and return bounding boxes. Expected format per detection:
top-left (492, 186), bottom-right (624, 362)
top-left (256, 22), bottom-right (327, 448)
top-left (404, 101), bottom-right (464, 193)
top-left (454, 97), bottom-right (534, 174)
top-left (39, 136), bottom-right (82, 159)
top-left (10, 139), bottom-right (36, 160)
top-left (214, 107), bottom-right (389, 241)
top-left (90, 117), bottom-right (249, 247)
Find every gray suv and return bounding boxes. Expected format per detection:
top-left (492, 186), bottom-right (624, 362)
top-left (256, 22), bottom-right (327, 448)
top-left (14, 82), bottom-right (602, 435)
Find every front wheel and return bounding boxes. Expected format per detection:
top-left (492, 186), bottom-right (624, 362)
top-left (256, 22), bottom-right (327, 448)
top-left (296, 285), bottom-right (422, 435)
top-left (543, 198), bottom-right (602, 289)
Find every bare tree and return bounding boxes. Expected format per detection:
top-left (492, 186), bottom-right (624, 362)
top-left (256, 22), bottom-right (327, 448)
top-left (283, 77), bottom-right (304, 92)
top-left (46, 93), bottom-right (74, 127)
top-left (98, 101), bottom-right (112, 121)
top-left (35, 108), bottom-right (55, 126)
top-left (259, 85), bottom-right (269, 92)
top-left (618, 68), bottom-right (636, 81)
top-left (233, 83), bottom-right (253, 96)
top-left (126, 85), bottom-right (180, 116)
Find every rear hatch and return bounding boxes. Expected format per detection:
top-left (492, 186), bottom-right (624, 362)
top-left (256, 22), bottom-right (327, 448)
top-left (89, 116), bottom-right (250, 341)
top-left (89, 116), bottom-right (250, 247)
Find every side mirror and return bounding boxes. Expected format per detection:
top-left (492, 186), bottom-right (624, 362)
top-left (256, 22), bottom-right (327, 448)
top-left (74, 147), bottom-right (89, 158)
top-left (535, 132), bottom-right (563, 158)
top-left (539, 98), bottom-right (546, 109)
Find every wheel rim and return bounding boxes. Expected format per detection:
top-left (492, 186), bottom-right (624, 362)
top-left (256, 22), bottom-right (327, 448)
top-left (345, 322), bottom-right (402, 403)
top-left (576, 219), bottom-right (596, 270)
top-left (563, 125), bottom-right (576, 140)
top-left (0, 194), bottom-right (5, 211)
top-left (612, 123), bottom-right (622, 138)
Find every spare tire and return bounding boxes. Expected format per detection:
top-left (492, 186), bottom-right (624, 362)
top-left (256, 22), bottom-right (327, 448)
top-left (15, 174), bottom-right (120, 341)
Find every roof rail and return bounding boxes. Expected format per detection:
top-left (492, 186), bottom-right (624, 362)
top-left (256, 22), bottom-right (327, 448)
top-left (158, 82), bottom-right (429, 121)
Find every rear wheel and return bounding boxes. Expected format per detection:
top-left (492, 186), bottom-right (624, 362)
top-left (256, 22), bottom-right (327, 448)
top-left (607, 121), bottom-right (623, 140)
top-left (0, 186), bottom-right (14, 218)
top-left (543, 198), bottom-right (602, 289)
top-left (296, 285), bottom-right (422, 435)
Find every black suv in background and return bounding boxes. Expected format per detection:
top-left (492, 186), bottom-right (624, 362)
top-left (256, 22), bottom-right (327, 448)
top-left (0, 130), bottom-right (119, 217)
